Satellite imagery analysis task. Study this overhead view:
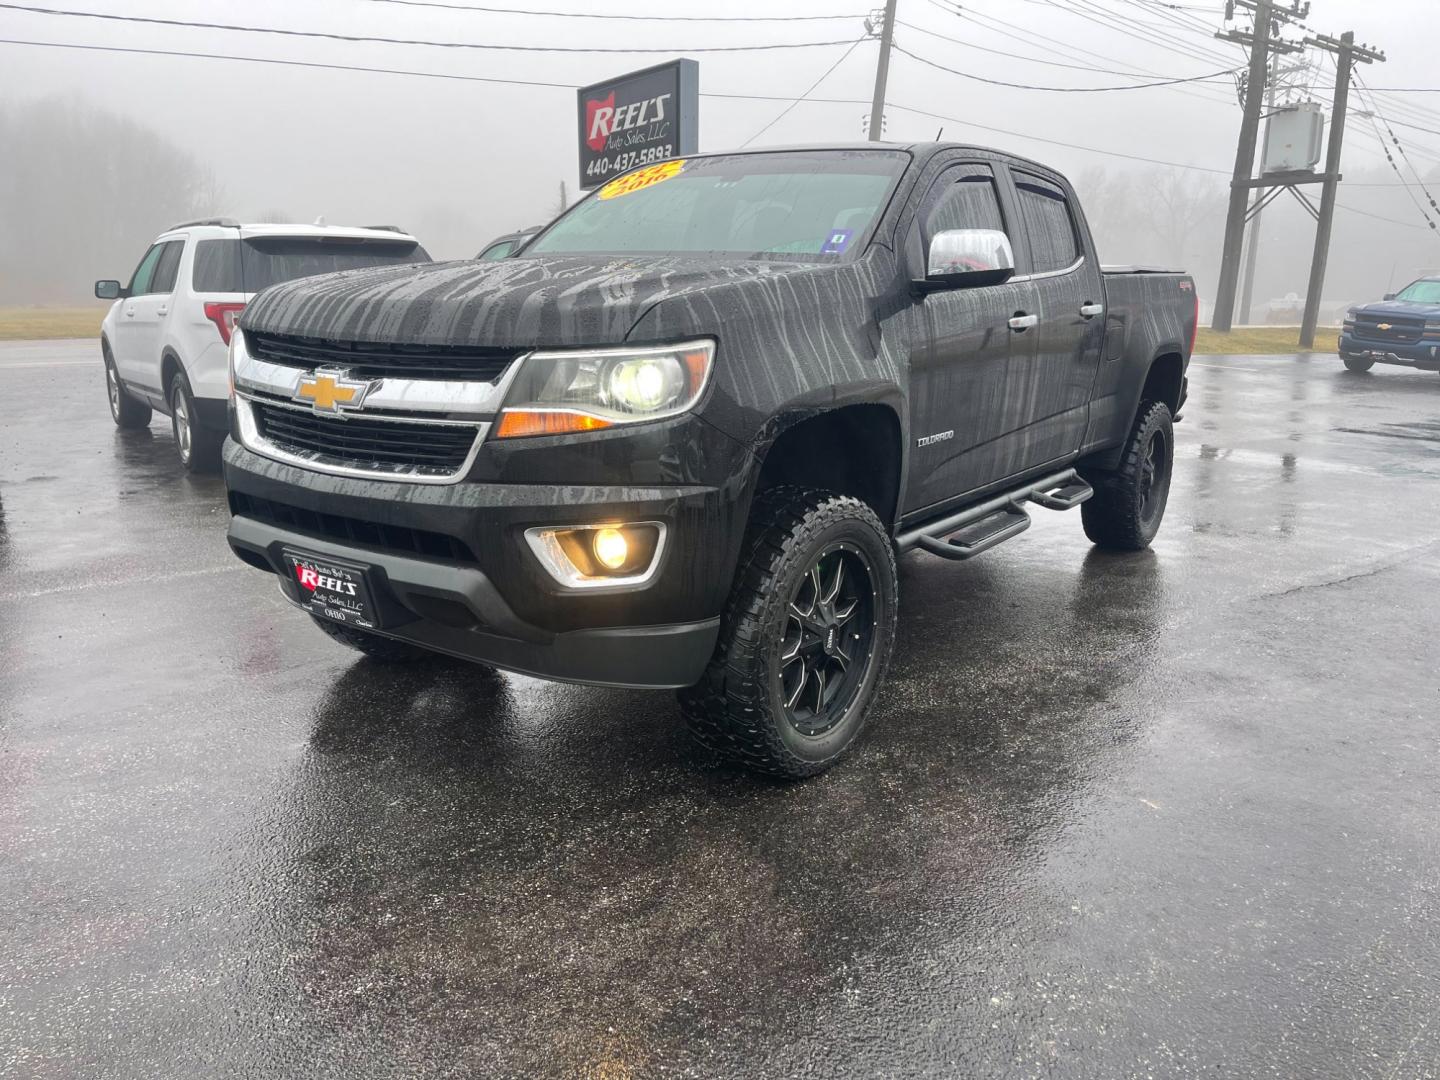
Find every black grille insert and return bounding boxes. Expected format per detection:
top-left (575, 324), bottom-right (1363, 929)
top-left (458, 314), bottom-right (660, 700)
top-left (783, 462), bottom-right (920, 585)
top-left (229, 491), bottom-right (478, 565)
top-left (248, 331), bottom-right (519, 382)
top-left (1354, 316), bottom-right (1424, 345)
top-left (254, 403), bottom-right (478, 475)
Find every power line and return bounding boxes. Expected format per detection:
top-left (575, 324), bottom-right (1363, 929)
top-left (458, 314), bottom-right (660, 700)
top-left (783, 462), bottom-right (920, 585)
top-left (0, 3), bottom-right (857, 53)
top-left (890, 42), bottom-right (1240, 91)
top-left (740, 36), bottom-right (868, 148)
top-left (894, 18), bottom-right (1172, 77)
top-left (359, 0), bottom-right (866, 18)
top-left (1353, 70), bottom-right (1440, 232)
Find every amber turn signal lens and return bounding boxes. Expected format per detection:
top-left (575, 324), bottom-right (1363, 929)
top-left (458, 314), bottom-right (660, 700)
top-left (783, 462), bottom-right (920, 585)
top-left (494, 410), bottom-right (613, 439)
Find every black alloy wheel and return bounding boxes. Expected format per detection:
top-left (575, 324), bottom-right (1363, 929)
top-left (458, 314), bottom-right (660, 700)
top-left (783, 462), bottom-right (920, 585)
top-left (779, 542), bottom-right (876, 737)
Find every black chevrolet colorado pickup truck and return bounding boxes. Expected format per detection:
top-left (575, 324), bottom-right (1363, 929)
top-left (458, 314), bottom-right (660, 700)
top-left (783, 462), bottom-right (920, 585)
top-left (224, 144), bottom-right (1196, 777)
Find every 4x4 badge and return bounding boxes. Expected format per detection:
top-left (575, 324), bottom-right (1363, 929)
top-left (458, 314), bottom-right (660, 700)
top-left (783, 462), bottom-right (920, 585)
top-left (293, 368), bottom-right (374, 414)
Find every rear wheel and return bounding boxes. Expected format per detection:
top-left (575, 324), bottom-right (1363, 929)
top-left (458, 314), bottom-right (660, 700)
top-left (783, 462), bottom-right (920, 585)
top-left (1342, 354), bottom-right (1375, 374)
top-left (104, 346), bottom-right (152, 429)
top-left (310, 615), bottom-right (439, 662)
top-left (1080, 400), bottom-right (1174, 551)
top-left (168, 371), bottom-right (224, 473)
top-left (679, 487), bottom-right (898, 779)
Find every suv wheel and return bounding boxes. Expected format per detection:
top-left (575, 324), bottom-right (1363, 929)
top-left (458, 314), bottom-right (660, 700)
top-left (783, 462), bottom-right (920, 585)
top-left (310, 615), bottom-right (442, 662)
top-left (679, 487), bottom-right (898, 779)
top-left (1342, 354), bottom-right (1375, 374)
top-left (168, 371), bottom-right (224, 473)
top-left (104, 346), bottom-right (152, 429)
top-left (1079, 399), bottom-right (1174, 551)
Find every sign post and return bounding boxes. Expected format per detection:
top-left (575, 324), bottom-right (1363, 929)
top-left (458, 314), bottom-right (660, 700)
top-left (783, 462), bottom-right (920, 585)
top-left (577, 59), bottom-right (699, 191)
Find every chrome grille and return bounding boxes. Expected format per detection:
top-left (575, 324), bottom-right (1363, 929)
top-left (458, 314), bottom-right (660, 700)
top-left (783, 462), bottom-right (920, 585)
top-left (247, 331), bottom-right (520, 382)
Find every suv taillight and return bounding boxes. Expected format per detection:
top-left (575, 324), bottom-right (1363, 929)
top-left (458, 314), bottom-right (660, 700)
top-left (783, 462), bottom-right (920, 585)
top-left (204, 302), bottom-right (245, 345)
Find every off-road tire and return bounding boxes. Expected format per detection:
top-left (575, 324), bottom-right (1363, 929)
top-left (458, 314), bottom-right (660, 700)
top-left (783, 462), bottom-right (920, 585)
top-left (168, 371), bottom-right (225, 473)
top-left (310, 614), bottom-right (438, 662)
top-left (104, 345), bottom-right (152, 429)
top-left (678, 486), bottom-right (899, 779)
top-left (1080, 399), bottom-right (1174, 551)
top-left (1342, 354), bottom-right (1375, 374)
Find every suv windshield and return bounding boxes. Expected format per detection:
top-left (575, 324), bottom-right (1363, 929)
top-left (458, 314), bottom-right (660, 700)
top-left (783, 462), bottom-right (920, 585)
top-left (1395, 279), bottom-right (1440, 304)
top-left (528, 150), bottom-right (908, 261)
top-left (193, 236), bottom-right (429, 293)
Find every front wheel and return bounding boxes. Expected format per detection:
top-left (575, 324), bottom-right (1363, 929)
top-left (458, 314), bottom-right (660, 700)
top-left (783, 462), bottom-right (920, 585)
top-left (1342, 354), bottom-right (1375, 374)
top-left (679, 487), bottom-right (898, 779)
top-left (104, 347), bottom-right (152, 429)
top-left (1080, 400), bottom-right (1174, 551)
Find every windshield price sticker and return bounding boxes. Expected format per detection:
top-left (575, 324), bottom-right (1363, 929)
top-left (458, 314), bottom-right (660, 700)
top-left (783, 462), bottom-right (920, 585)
top-left (598, 159), bottom-right (687, 200)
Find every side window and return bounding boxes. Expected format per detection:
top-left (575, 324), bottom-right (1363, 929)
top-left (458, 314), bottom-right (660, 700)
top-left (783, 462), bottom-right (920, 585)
top-left (127, 244), bottom-right (165, 296)
top-left (1013, 172), bottom-right (1080, 273)
top-left (924, 164), bottom-right (1006, 244)
top-left (149, 240), bottom-right (185, 294)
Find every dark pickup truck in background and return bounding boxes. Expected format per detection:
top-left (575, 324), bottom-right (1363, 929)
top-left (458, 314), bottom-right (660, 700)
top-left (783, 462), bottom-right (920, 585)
top-left (1340, 276), bottom-right (1440, 373)
top-left (223, 143), bottom-right (1197, 778)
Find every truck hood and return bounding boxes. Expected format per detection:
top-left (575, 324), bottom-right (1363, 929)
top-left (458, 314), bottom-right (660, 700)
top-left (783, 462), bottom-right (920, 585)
top-left (1353, 298), bottom-right (1440, 319)
top-left (239, 254), bottom-right (838, 348)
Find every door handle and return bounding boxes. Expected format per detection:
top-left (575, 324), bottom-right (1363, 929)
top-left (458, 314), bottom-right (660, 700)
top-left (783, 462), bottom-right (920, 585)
top-left (156, 306), bottom-right (168, 316)
top-left (1079, 303), bottom-right (1104, 318)
top-left (124, 307), bottom-right (136, 317)
top-left (1008, 314), bottom-right (1039, 331)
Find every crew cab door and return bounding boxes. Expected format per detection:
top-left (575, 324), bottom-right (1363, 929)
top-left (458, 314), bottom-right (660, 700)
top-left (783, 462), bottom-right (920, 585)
top-left (1006, 170), bottom-right (1105, 470)
top-left (113, 238), bottom-right (183, 399)
top-left (904, 161), bottom-right (1041, 513)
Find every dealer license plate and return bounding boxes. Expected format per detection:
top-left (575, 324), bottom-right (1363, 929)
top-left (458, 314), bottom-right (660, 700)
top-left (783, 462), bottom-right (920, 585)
top-left (283, 549), bottom-right (380, 630)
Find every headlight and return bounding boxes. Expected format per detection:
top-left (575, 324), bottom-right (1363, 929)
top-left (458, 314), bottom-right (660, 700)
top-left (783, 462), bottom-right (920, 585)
top-left (493, 340), bottom-right (713, 439)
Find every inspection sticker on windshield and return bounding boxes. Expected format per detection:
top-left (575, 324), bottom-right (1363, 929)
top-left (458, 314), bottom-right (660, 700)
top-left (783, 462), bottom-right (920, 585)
top-left (598, 159), bottom-right (686, 200)
top-left (821, 229), bottom-right (854, 255)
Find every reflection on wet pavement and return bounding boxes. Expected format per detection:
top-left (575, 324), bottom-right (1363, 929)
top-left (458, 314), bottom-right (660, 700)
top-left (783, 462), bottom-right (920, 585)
top-left (2, 344), bottom-right (1438, 1078)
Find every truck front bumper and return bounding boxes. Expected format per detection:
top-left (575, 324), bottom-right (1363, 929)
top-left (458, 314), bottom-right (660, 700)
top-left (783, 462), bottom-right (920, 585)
top-left (1338, 332), bottom-right (1440, 370)
top-left (223, 441), bottom-right (740, 689)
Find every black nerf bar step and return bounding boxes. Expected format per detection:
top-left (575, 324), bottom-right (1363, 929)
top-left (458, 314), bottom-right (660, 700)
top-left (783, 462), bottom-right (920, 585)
top-left (916, 505), bottom-right (1031, 560)
top-left (899, 469), bottom-right (1095, 562)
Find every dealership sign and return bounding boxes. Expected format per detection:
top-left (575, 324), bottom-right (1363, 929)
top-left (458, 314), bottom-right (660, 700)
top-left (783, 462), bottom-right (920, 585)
top-left (577, 59), bottom-right (698, 190)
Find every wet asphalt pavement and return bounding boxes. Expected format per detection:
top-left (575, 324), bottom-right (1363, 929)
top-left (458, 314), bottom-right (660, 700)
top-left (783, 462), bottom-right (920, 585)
top-left (2, 339), bottom-right (1438, 1079)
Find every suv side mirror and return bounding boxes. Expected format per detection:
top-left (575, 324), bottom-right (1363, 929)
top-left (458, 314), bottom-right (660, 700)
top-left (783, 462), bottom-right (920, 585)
top-left (1383, 292), bottom-right (1397, 301)
top-left (922, 229), bottom-right (1016, 290)
top-left (95, 279), bottom-right (125, 300)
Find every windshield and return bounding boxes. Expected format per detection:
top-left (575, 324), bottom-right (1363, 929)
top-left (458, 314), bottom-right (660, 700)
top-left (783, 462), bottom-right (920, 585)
top-left (528, 150), bottom-right (908, 261)
top-left (192, 236), bottom-right (429, 293)
top-left (1395, 279), bottom-right (1440, 304)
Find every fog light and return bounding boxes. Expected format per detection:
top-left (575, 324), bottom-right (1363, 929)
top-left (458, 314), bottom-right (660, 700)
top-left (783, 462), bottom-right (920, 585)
top-left (524, 522), bottom-right (667, 589)
top-left (593, 527), bottom-right (628, 570)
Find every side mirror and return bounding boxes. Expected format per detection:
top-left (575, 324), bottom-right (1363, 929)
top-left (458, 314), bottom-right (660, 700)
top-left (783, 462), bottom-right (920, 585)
top-left (95, 279), bottom-right (125, 300)
top-left (921, 229), bottom-right (1016, 290)
top-left (1383, 292), bottom-right (1397, 301)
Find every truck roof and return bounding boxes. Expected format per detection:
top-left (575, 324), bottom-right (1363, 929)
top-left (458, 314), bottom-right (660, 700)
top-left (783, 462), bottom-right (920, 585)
top-left (164, 218), bottom-right (417, 242)
top-left (680, 141), bottom-right (1069, 180)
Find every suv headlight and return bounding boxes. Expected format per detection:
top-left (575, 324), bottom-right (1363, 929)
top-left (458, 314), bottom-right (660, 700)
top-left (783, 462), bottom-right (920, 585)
top-left (493, 340), bottom-right (714, 439)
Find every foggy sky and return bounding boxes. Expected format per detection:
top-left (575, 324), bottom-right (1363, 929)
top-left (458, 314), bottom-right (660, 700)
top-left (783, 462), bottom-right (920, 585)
top-left (2, 0), bottom-right (1438, 304)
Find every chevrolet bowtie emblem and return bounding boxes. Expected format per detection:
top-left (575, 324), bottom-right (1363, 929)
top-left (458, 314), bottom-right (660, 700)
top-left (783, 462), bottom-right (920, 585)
top-left (294, 368), bottom-right (373, 413)
top-left (1376, 322), bottom-right (1393, 331)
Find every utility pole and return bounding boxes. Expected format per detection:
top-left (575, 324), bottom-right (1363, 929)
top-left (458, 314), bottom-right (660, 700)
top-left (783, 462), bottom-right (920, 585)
top-left (867, 0), bottom-right (898, 142)
top-left (1211, 0), bottom-right (1308, 331)
top-left (1299, 32), bottom-right (1385, 347)
top-left (1238, 65), bottom-right (1280, 324)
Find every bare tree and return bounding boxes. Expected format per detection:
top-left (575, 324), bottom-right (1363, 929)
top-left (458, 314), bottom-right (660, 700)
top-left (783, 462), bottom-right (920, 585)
top-left (0, 96), bottom-right (222, 304)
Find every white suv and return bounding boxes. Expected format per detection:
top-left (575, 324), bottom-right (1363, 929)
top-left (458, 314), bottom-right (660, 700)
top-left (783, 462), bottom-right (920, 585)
top-left (95, 220), bottom-right (430, 471)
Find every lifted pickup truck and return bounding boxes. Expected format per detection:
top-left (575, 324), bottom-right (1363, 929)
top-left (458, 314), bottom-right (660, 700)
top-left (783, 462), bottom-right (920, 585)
top-left (224, 144), bottom-right (1196, 777)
